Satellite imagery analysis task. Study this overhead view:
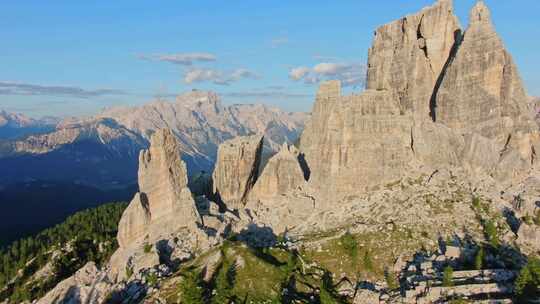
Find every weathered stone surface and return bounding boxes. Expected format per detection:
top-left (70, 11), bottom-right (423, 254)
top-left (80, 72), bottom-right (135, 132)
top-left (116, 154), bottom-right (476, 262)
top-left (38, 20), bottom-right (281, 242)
top-left (433, 1), bottom-right (540, 181)
top-left (353, 289), bottom-right (380, 304)
top-left (112, 129), bottom-right (212, 279)
top-left (250, 143), bottom-right (306, 200)
top-left (435, 1), bottom-right (531, 135)
top-left (244, 193), bottom-right (317, 235)
top-left (117, 193), bottom-right (151, 248)
top-left (36, 262), bottom-right (112, 304)
top-left (117, 129), bottom-right (200, 248)
top-left (300, 82), bottom-right (414, 199)
top-left (137, 129), bottom-right (199, 236)
top-left (411, 120), bottom-right (464, 168)
top-left (366, 0), bottom-right (461, 118)
top-left (212, 135), bottom-right (264, 209)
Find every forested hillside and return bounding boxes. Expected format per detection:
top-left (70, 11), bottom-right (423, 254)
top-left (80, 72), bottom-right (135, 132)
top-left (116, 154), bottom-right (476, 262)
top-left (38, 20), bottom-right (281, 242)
top-left (0, 202), bottom-right (127, 302)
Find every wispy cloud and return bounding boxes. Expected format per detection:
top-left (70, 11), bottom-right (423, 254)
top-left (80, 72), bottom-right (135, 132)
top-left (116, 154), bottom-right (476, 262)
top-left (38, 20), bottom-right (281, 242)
top-left (0, 81), bottom-right (126, 98)
top-left (289, 67), bottom-right (311, 81)
top-left (288, 62), bottom-right (366, 87)
top-left (223, 91), bottom-right (311, 99)
top-left (270, 37), bottom-right (289, 48)
top-left (312, 54), bottom-right (340, 61)
top-left (138, 52), bottom-right (217, 65)
top-left (184, 68), bottom-right (260, 86)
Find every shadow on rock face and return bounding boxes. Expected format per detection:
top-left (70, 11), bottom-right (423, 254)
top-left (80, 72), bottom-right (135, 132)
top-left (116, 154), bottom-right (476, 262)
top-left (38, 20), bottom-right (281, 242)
top-left (55, 286), bottom-right (81, 304)
top-left (235, 223), bottom-right (277, 249)
top-left (502, 207), bottom-right (521, 233)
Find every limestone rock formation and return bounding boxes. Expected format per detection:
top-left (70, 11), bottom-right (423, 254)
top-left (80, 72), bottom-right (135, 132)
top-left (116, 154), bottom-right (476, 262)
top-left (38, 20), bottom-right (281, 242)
top-left (301, 0), bottom-right (540, 198)
top-left (117, 193), bottom-right (151, 248)
top-left (434, 1), bottom-right (540, 181)
top-left (111, 129), bottom-right (212, 279)
top-left (117, 129), bottom-right (200, 248)
top-left (366, 0), bottom-right (461, 118)
top-left (36, 262), bottom-right (112, 304)
top-left (300, 81), bottom-right (415, 199)
top-left (250, 143), bottom-right (307, 199)
top-left (212, 135), bottom-right (264, 209)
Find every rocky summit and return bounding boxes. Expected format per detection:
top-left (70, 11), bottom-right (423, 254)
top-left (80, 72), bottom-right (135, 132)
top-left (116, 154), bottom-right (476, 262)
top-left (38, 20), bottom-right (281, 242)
top-left (11, 1), bottom-right (540, 303)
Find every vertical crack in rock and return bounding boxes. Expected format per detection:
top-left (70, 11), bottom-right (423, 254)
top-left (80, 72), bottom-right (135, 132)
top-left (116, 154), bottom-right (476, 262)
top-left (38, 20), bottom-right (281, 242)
top-left (417, 15), bottom-right (428, 58)
top-left (410, 126), bottom-right (415, 154)
top-left (531, 145), bottom-right (536, 165)
top-left (212, 135), bottom-right (264, 209)
top-left (429, 29), bottom-right (463, 122)
top-left (298, 153), bottom-right (311, 181)
top-left (240, 138), bottom-right (263, 204)
top-left (500, 134), bottom-right (512, 157)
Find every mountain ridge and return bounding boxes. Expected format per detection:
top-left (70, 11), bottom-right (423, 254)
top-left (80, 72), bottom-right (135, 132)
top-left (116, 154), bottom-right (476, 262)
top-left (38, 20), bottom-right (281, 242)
top-left (0, 91), bottom-right (308, 188)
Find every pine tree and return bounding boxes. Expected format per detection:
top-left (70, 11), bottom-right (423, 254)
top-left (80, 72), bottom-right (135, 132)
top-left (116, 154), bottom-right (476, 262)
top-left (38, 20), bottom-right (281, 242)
top-left (179, 270), bottom-right (206, 304)
top-left (443, 266), bottom-right (454, 287)
top-left (474, 247), bottom-right (484, 270)
top-left (211, 261), bottom-right (236, 304)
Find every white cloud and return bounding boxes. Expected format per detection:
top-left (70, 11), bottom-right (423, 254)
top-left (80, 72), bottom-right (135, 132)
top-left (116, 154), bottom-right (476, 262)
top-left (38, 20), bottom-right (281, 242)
top-left (230, 68), bottom-right (260, 81)
top-left (288, 67), bottom-right (310, 81)
top-left (184, 69), bottom-right (222, 84)
top-left (313, 63), bottom-right (349, 75)
top-left (0, 81), bottom-right (126, 98)
top-left (139, 52), bottom-right (217, 65)
top-left (224, 91), bottom-right (311, 99)
top-left (289, 62), bottom-right (366, 87)
top-left (184, 68), bottom-right (260, 86)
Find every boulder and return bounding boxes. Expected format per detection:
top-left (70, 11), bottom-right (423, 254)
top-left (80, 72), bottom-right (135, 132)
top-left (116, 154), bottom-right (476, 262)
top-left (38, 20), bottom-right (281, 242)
top-left (212, 135), bottom-right (264, 209)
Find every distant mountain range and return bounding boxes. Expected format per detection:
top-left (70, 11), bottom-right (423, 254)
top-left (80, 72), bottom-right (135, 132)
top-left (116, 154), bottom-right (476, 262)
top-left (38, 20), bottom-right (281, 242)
top-left (0, 110), bottom-right (57, 140)
top-left (0, 91), bottom-right (308, 189)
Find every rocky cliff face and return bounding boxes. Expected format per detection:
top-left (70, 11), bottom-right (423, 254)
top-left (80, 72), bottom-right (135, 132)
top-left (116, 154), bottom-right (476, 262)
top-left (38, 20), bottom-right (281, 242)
top-left (301, 0), bottom-right (540, 200)
top-left (366, 0), bottom-right (461, 119)
top-left (117, 129), bottom-right (199, 248)
top-left (112, 129), bottom-right (222, 280)
top-left (212, 135), bottom-right (264, 209)
top-left (301, 82), bottom-right (415, 198)
top-left (433, 1), bottom-right (539, 182)
top-left (250, 143), bottom-right (307, 200)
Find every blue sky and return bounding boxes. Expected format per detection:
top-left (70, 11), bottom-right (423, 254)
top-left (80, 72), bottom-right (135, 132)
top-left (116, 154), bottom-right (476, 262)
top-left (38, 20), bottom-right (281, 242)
top-left (1, 0), bottom-right (539, 117)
